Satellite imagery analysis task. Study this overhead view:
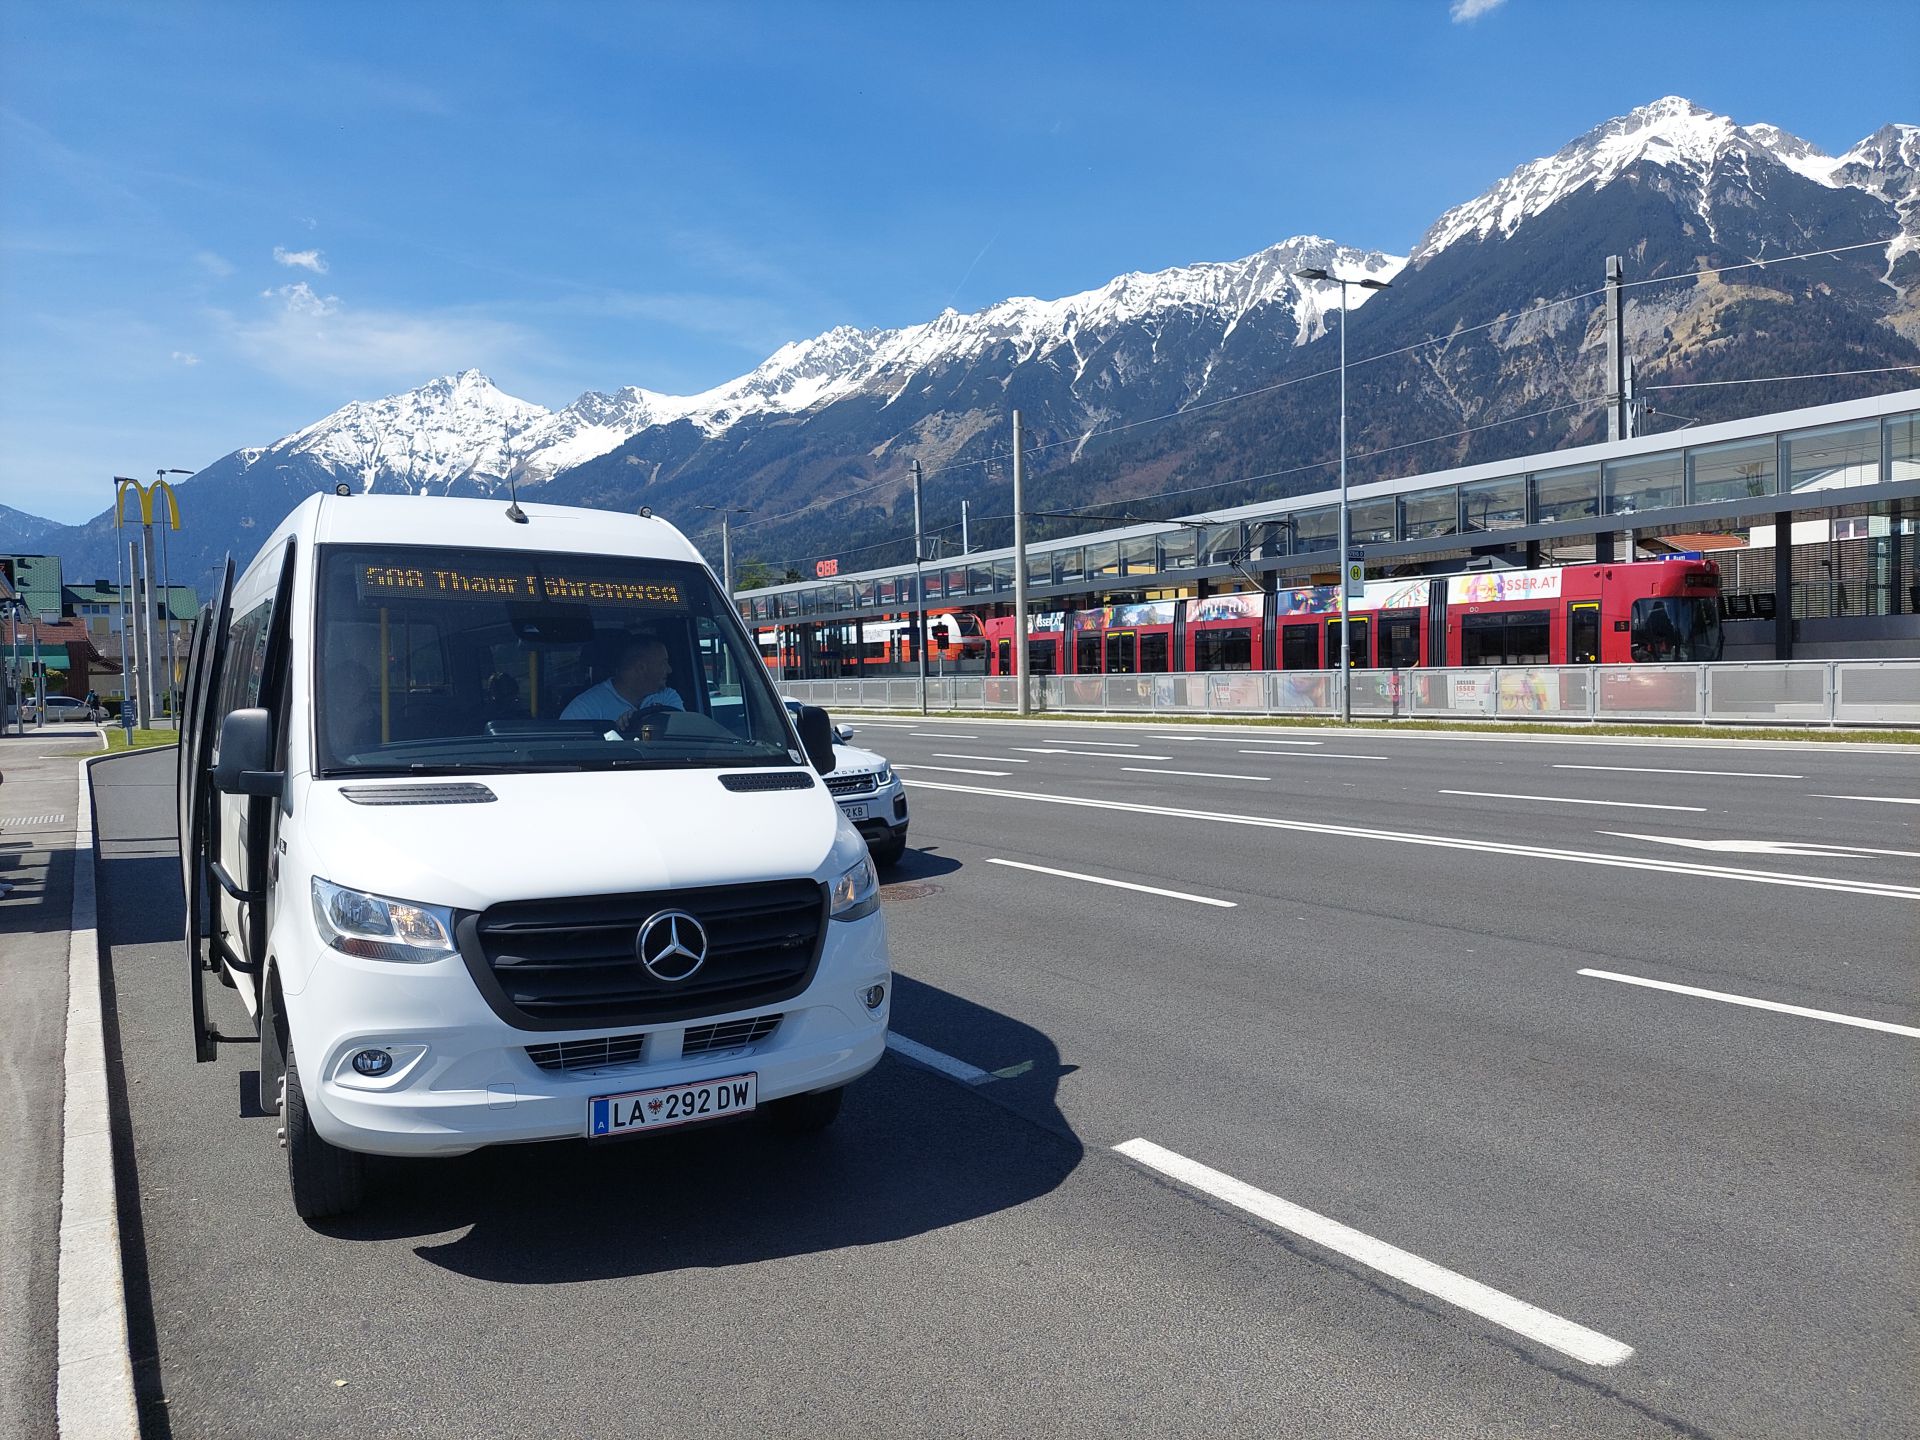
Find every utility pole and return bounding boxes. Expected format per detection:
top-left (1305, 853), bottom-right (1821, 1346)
top-left (911, 458), bottom-right (929, 715)
top-left (1012, 411), bottom-right (1030, 717)
top-left (126, 539), bottom-right (142, 729)
top-left (961, 498), bottom-right (971, 557)
top-left (158, 467), bottom-right (191, 722)
top-left (721, 515), bottom-right (733, 594)
top-left (1605, 255), bottom-right (1629, 443)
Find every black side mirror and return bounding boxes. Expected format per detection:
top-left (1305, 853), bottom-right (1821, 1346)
top-left (796, 704), bottom-right (836, 776)
top-left (211, 708), bottom-right (283, 796)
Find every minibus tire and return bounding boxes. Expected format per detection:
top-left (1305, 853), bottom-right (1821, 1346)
top-left (283, 1051), bottom-right (366, 1220)
top-left (767, 1085), bottom-right (844, 1133)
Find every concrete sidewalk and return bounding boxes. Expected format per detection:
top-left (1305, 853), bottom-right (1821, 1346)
top-left (0, 732), bottom-right (101, 1440)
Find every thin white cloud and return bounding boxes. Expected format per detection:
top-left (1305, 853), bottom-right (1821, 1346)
top-left (274, 245), bottom-right (329, 273)
top-left (1450, 0), bottom-right (1507, 20)
top-left (170, 350), bottom-right (201, 366)
top-left (195, 250), bottom-right (236, 278)
top-left (262, 281), bottom-right (341, 317)
top-left (217, 284), bottom-right (535, 388)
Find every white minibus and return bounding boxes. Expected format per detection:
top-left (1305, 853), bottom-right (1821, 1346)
top-left (177, 493), bottom-right (890, 1219)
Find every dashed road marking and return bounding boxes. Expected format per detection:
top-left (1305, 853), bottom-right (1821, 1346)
top-left (986, 856), bottom-right (1236, 907)
top-left (1578, 969), bottom-right (1920, 1039)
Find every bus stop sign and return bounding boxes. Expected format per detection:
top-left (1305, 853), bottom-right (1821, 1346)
top-left (1345, 560), bottom-right (1365, 599)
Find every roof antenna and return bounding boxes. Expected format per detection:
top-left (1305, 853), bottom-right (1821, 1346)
top-left (504, 473), bottom-right (529, 525)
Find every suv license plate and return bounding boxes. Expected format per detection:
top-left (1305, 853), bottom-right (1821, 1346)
top-left (839, 801), bottom-right (868, 820)
top-left (589, 1073), bottom-right (757, 1138)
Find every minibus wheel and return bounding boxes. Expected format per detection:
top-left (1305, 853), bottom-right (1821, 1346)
top-left (281, 1050), bottom-right (366, 1220)
top-left (767, 1085), bottom-right (844, 1134)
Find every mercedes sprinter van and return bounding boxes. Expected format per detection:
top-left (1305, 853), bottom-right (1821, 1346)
top-left (177, 493), bottom-right (890, 1218)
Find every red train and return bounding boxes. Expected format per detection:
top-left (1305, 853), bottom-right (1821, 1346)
top-left (985, 557), bottom-right (1722, 675)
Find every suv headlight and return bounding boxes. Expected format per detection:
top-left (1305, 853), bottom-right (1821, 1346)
top-left (874, 763), bottom-right (894, 787)
top-left (829, 853), bottom-right (880, 923)
top-left (312, 877), bottom-right (458, 963)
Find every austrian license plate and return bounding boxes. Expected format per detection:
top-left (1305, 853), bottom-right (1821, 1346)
top-left (589, 1073), bottom-right (757, 1138)
top-left (839, 802), bottom-right (868, 820)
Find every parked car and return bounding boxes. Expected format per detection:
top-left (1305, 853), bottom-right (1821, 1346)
top-left (26, 695), bottom-right (107, 724)
top-left (785, 700), bottom-right (910, 867)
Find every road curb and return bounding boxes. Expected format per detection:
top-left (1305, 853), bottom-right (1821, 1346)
top-left (56, 753), bottom-right (140, 1440)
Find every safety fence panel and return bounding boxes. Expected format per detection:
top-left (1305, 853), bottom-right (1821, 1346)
top-left (1833, 661), bottom-right (1920, 726)
top-left (1595, 665), bottom-right (1706, 722)
top-left (1268, 671), bottom-right (1336, 716)
top-left (1402, 669), bottom-right (1501, 721)
top-left (1705, 663), bottom-right (1830, 724)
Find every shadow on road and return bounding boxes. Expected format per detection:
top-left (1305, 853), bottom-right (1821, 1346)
top-left (322, 977), bottom-right (1082, 1285)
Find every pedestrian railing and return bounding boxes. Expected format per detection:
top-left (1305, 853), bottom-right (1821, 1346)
top-left (777, 660), bottom-right (1920, 728)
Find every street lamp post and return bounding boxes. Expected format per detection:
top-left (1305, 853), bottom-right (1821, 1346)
top-left (695, 504), bottom-right (752, 596)
top-left (157, 468), bottom-right (192, 724)
top-left (1293, 266), bottom-right (1390, 723)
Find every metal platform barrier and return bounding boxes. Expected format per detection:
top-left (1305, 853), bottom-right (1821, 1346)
top-left (778, 660), bottom-right (1920, 728)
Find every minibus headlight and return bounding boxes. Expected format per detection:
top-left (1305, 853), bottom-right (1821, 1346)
top-left (312, 878), bottom-right (457, 963)
top-left (829, 853), bottom-right (880, 923)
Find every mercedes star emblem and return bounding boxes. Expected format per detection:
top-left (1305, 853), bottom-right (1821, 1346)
top-left (636, 909), bottom-right (709, 982)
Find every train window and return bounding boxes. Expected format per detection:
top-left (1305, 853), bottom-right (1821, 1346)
top-left (1028, 640), bottom-right (1059, 677)
top-left (1139, 632), bottom-right (1171, 672)
top-left (1193, 627), bottom-right (1253, 671)
top-left (1281, 625), bottom-right (1318, 670)
top-left (1629, 598), bottom-right (1723, 661)
top-left (1075, 631), bottom-right (1101, 673)
top-left (1380, 611), bottom-right (1420, 668)
top-left (1105, 631), bottom-right (1137, 673)
top-left (1461, 609), bottom-right (1551, 665)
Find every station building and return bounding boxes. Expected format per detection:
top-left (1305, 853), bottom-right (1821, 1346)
top-left (736, 388), bottom-right (1919, 675)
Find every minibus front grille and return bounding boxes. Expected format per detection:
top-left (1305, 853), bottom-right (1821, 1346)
top-left (459, 881), bottom-right (827, 1030)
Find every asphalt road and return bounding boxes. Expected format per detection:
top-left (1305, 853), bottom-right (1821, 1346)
top-left (95, 722), bottom-right (1919, 1438)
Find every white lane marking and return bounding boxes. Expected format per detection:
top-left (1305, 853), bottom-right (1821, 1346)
top-left (904, 780), bottom-right (1920, 900)
top-left (1579, 969), bottom-right (1920, 1040)
top-left (911, 732), bottom-right (982, 740)
top-left (1600, 831), bottom-right (1920, 860)
top-left (1037, 737), bottom-right (1142, 747)
top-left (1242, 750), bottom-right (1389, 761)
top-left (885, 1033), bottom-right (994, 1084)
top-left (1440, 789), bottom-right (1704, 813)
top-left (1155, 735), bottom-right (1323, 746)
top-left (1014, 747), bottom-right (1173, 759)
top-left (894, 763), bottom-right (1010, 777)
top-left (1124, 766), bottom-right (1269, 782)
top-left (933, 753), bottom-right (1030, 763)
top-left (1809, 794), bottom-right (1920, 805)
top-left (1114, 1139), bottom-right (1634, 1368)
top-left (846, 722), bottom-right (912, 729)
top-left (1553, 764), bottom-right (1802, 779)
top-left (985, 857), bottom-right (1236, 907)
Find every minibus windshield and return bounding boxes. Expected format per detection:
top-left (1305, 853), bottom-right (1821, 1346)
top-left (314, 546), bottom-right (798, 775)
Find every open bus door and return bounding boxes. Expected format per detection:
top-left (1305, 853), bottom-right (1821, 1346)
top-left (178, 557), bottom-right (233, 1062)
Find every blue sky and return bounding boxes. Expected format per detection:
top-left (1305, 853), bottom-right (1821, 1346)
top-left (3, 0), bottom-right (1914, 524)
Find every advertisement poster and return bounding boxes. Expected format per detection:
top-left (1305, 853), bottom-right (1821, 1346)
top-left (1496, 669), bottom-right (1560, 714)
top-left (1445, 570), bottom-right (1564, 605)
top-left (1191, 592), bottom-right (1266, 621)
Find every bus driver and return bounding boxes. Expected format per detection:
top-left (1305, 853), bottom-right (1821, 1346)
top-left (561, 634), bottom-right (685, 728)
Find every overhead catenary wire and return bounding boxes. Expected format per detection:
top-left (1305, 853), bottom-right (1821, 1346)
top-left (1640, 363), bottom-right (1920, 392)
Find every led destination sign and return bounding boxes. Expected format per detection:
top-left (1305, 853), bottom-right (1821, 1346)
top-left (356, 563), bottom-right (688, 610)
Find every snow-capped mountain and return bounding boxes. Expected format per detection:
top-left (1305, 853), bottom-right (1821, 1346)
top-left (29, 96), bottom-right (1917, 594)
top-left (1414, 96), bottom-right (1916, 275)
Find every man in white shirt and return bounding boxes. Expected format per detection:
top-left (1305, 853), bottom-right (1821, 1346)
top-left (560, 635), bottom-right (685, 728)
